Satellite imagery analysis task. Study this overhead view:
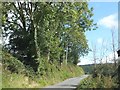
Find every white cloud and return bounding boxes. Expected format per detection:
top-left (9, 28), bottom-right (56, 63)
top-left (98, 13), bottom-right (118, 29)
top-left (97, 38), bottom-right (103, 44)
top-left (77, 58), bottom-right (93, 65)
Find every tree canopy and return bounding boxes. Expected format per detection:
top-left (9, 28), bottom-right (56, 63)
top-left (2, 2), bottom-right (96, 72)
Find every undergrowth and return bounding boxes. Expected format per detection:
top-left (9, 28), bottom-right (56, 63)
top-left (2, 51), bottom-right (84, 88)
top-left (2, 64), bottom-right (84, 88)
top-left (76, 75), bottom-right (118, 89)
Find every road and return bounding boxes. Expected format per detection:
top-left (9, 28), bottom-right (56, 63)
top-left (40, 75), bottom-right (89, 90)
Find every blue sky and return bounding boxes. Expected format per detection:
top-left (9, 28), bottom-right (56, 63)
top-left (78, 2), bottom-right (118, 65)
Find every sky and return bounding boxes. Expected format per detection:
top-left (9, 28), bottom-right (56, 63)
top-left (78, 1), bottom-right (119, 65)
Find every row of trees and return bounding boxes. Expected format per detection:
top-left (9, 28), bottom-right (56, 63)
top-left (90, 28), bottom-right (118, 67)
top-left (2, 2), bottom-right (96, 72)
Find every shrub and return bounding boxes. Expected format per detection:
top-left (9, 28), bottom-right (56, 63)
top-left (77, 75), bottom-right (118, 89)
top-left (25, 65), bottom-right (37, 79)
top-left (2, 51), bottom-right (25, 74)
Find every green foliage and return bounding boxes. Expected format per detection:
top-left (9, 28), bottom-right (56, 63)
top-left (37, 64), bottom-right (84, 87)
top-left (2, 2), bottom-right (96, 88)
top-left (92, 63), bottom-right (116, 77)
top-left (2, 50), bottom-right (84, 88)
top-left (2, 69), bottom-right (40, 88)
top-left (80, 64), bottom-right (94, 74)
top-left (80, 63), bottom-right (115, 75)
top-left (77, 75), bottom-right (118, 89)
top-left (2, 51), bottom-right (25, 74)
top-left (77, 63), bottom-right (119, 89)
top-left (2, 62), bottom-right (84, 88)
top-left (2, 2), bottom-right (96, 72)
top-left (24, 65), bottom-right (37, 79)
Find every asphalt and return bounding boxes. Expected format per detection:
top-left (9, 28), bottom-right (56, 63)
top-left (40, 75), bottom-right (89, 90)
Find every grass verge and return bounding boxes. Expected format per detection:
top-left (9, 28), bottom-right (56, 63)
top-left (2, 64), bottom-right (84, 88)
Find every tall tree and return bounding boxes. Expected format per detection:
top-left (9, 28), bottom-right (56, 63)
top-left (2, 2), bottom-right (96, 71)
top-left (2, 2), bottom-right (40, 71)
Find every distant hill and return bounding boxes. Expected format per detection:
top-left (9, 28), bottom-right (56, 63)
top-left (79, 64), bottom-right (94, 74)
top-left (79, 63), bottom-right (114, 74)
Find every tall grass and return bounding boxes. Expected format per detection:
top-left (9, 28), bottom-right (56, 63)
top-left (2, 63), bottom-right (84, 88)
top-left (76, 75), bottom-right (118, 89)
top-left (37, 64), bottom-right (84, 87)
top-left (2, 51), bottom-right (84, 88)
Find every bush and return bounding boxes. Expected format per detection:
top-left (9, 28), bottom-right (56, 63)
top-left (77, 75), bottom-right (118, 89)
top-left (25, 65), bottom-right (38, 79)
top-left (2, 51), bottom-right (25, 74)
top-left (2, 51), bottom-right (84, 88)
top-left (92, 64), bottom-right (116, 77)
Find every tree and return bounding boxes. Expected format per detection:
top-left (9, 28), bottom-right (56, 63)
top-left (2, 2), bottom-right (40, 71)
top-left (2, 2), bottom-right (96, 72)
top-left (110, 28), bottom-right (117, 66)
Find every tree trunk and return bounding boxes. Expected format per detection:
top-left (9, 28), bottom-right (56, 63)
top-left (30, 3), bottom-right (41, 65)
top-left (111, 29), bottom-right (116, 66)
top-left (34, 24), bottom-right (40, 62)
top-left (65, 48), bottom-right (68, 65)
top-left (47, 49), bottom-right (50, 62)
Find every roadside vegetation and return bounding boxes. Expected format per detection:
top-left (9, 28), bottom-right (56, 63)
top-left (3, 65), bottom-right (84, 88)
top-left (2, 50), bottom-right (84, 88)
top-left (77, 62), bottom-right (119, 89)
top-left (77, 75), bottom-right (118, 89)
